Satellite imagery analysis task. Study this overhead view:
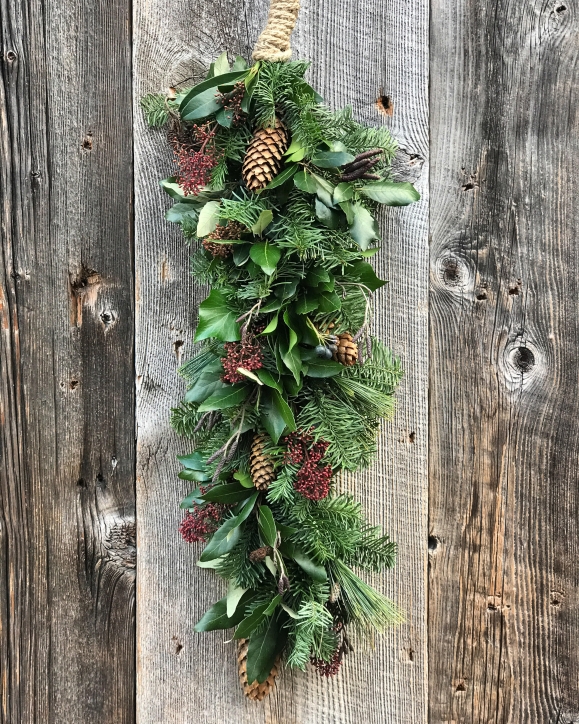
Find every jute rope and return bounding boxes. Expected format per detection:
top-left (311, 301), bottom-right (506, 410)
top-left (252, 0), bottom-right (301, 62)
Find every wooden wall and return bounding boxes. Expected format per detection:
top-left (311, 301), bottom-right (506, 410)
top-left (1, 0), bottom-right (577, 721)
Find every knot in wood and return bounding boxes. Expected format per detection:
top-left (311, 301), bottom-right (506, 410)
top-left (104, 521), bottom-right (136, 570)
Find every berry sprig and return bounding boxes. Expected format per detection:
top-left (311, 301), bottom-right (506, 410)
top-left (221, 334), bottom-right (264, 384)
top-left (285, 429), bottom-right (333, 501)
top-left (179, 491), bottom-right (229, 542)
top-left (176, 123), bottom-right (222, 196)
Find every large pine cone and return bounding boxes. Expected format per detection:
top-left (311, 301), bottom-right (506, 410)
top-left (202, 221), bottom-right (246, 258)
top-left (250, 431), bottom-right (275, 490)
top-left (237, 638), bottom-right (280, 701)
top-left (242, 117), bottom-right (290, 192)
top-left (333, 333), bottom-right (358, 366)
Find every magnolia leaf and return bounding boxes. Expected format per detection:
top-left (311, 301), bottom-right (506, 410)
top-left (201, 483), bottom-right (256, 505)
top-left (178, 468), bottom-right (210, 482)
top-left (177, 451), bottom-right (206, 470)
top-left (194, 289), bottom-right (240, 342)
top-left (233, 601), bottom-right (270, 640)
top-left (197, 384), bottom-right (248, 411)
top-left (312, 150), bottom-right (355, 168)
top-left (250, 242), bottom-right (281, 275)
top-left (348, 260), bottom-right (388, 292)
top-left (160, 177), bottom-right (187, 200)
top-left (226, 582), bottom-right (248, 618)
top-left (260, 313), bottom-right (279, 335)
top-left (194, 596), bottom-right (248, 632)
top-left (196, 557), bottom-right (224, 569)
top-left (197, 201), bottom-right (221, 237)
top-left (260, 387), bottom-right (296, 443)
top-left (281, 543), bottom-right (327, 582)
top-left (359, 180), bottom-right (420, 206)
top-left (180, 70), bottom-right (248, 118)
top-left (246, 614), bottom-right (281, 684)
top-left (293, 170), bottom-right (317, 194)
top-left (349, 203), bottom-right (380, 251)
top-left (199, 517), bottom-right (243, 561)
top-left (215, 106), bottom-right (234, 128)
top-left (263, 164), bottom-right (298, 190)
top-left (251, 209), bottom-right (273, 236)
top-left (258, 506), bottom-right (277, 547)
top-left (280, 338), bottom-right (302, 384)
top-left (181, 89), bottom-right (222, 121)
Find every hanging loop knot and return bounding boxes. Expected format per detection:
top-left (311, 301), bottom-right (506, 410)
top-left (252, 0), bottom-right (301, 62)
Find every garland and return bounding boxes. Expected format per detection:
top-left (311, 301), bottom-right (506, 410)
top-left (142, 0), bottom-right (419, 701)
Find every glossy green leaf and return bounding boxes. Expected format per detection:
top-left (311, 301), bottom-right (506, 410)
top-left (226, 582), bottom-right (248, 618)
top-left (246, 614), bottom-right (281, 684)
top-left (359, 180), bottom-right (420, 206)
top-left (233, 470), bottom-right (254, 488)
top-left (213, 52), bottom-right (230, 75)
top-left (183, 359), bottom-right (226, 403)
top-left (310, 173), bottom-right (335, 207)
top-left (274, 278), bottom-right (299, 300)
top-left (263, 164), bottom-right (298, 190)
top-left (259, 506), bottom-right (277, 547)
top-left (181, 88), bottom-right (222, 121)
top-left (233, 601), bottom-right (270, 640)
top-left (260, 298), bottom-right (283, 313)
top-left (199, 517), bottom-right (243, 561)
top-left (201, 482), bottom-right (255, 505)
top-left (316, 288), bottom-right (342, 313)
top-left (197, 201), bottom-right (221, 237)
top-left (333, 182), bottom-right (354, 203)
top-left (349, 203), bottom-right (380, 251)
top-left (197, 384), bottom-right (248, 411)
top-left (194, 595), bottom-right (249, 632)
top-left (251, 209), bottom-right (273, 236)
top-left (348, 260), bottom-right (388, 291)
top-left (256, 368), bottom-right (282, 392)
top-left (232, 55), bottom-right (248, 71)
top-left (281, 543), bottom-right (327, 582)
top-left (305, 268), bottom-right (331, 287)
top-left (165, 202), bottom-right (199, 224)
top-left (233, 243), bottom-right (251, 266)
top-left (260, 388), bottom-right (296, 443)
top-left (177, 451), bottom-right (206, 470)
top-left (249, 242), bottom-right (281, 275)
top-left (339, 199), bottom-right (354, 224)
top-left (215, 106), bottom-right (234, 128)
top-left (295, 291), bottom-right (319, 315)
top-left (178, 468), bottom-right (210, 482)
top-left (293, 170), bottom-right (318, 194)
top-left (194, 289), bottom-right (240, 342)
top-left (180, 487), bottom-right (205, 509)
top-left (312, 150), bottom-right (355, 168)
top-left (180, 70), bottom-right (248, 118)
top-left (160, 177), bottom-right (187, 200)
top-left (315, 198), bottom-right (340, 229)
top-left (305, 357), bottom-right (344, 378)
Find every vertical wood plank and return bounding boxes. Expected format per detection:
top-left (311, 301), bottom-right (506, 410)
top-left (429, 0), bottom-right (579, 720)
top-left (0, 0), bottom-right (135, 722)
top-left (134, 0), bottom-right (428, 721)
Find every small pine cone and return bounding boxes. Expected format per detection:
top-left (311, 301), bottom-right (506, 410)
top-left (202, 221), bottom-right (246, 258)
top-left (242, 117), bottom-right (290, 192)
top-left (333, 333), bottom-right (358, 367)
top-left (250, 432), bottom-right (275, 490)
top-left (237, 638), bottom-right (280, 701)
top-left (249, 546), bottom-right (273, 563)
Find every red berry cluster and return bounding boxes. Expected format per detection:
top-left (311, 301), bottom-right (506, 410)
top-left (176, 123), bottom-right (222, 196)
top-left (221, 336), bottom-right (263, 384)
top-left (179, 491), bottom-right (226, 543)
top-left (216, 82), bottom-right (245, 125)
top-left (311, 649), bottom-right (342, 677)
top-left (285, 429), bottom-right (332, 501)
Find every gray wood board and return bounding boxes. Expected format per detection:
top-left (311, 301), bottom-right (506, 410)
top-left (429, 0), bottom-right (579, 721)
top-left (134, 0), bottom-right (428, 722)
top-left (0, 0), bottom-right (135, 722)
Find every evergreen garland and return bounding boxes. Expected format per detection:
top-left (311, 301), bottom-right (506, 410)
top-left (143, 45), bottom-right (418, 698)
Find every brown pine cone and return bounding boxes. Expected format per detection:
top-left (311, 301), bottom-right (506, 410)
top-left (250, 431), bottom-right (275, 490)
top-left (202, 221), bottom-right (246, 258)
top-left (333, 333), bottom-right (358, 367)
top-left (237, 638), bottom-right (280, 701)
top-left (242, 117), bottom-right (290, 192)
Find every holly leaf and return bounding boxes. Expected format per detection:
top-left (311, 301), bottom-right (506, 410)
top-left (194, 595), bottom-right (250, 632)
top-left (197, 384), bottom-right (248, 411)
top-left (258, 506), bottom-right (277, 547)
top-left (260, 388), bottom-right (296, 443)
top-left (250, 242), bottom-right (281, 275)
top-left (251, 209), bottom-right (273, 236)
top-left (311, 150), bottom-right (355, 168)
top-left (246, 615), bottom-right (281, 684)
top-left (263, 164), bottom-right (298, 190)
top-left (348, 260), bottom-right (388, 291)
top-left (197, 201), bottom-right (221, 237)
top-left (359, 180), bottom-right (420, 206)
top-left (349, 203), bottom-right (380, 251)
top-left (294, 170), bottom-right (318, 194)
top-left (194, 289), bottom-right (240, 342)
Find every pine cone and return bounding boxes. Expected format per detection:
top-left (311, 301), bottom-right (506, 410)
top-left (250, 432), bottom-right (276, 490)
top-left (242, 117), bottom-right (290, 192)
top-left (202, 221), bottom-right (246, 258)
top-left (333, 333), bottom-right (358, 367)
top-left (237, 638), bottom-right (280, 701)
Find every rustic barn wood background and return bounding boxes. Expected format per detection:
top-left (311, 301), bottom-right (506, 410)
top-left (1, 0), bottom-right (578, 721)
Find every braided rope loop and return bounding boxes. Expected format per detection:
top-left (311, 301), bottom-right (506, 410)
top-left (252, 0), bottom-right (301, 62)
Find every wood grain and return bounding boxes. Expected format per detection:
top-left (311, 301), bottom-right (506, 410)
top-left (0, 0), bottom-right (135, 722)
top-left (429, 0), bottom-right (579, 721)
top-left (133, 1), bottom-right (428, 722)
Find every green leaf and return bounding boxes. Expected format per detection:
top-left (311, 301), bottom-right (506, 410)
top-left (180, 70), bottom-right (248, 119)
top-left (310, 173), bottom-right (335, 207)
top-left (194, 290), bottom-right (240, 342)
top-left (246, 614), bottom-right (280, 684)
top-left (177, 451), bottom-right (206, 470)
top-left (260, 388), bottom-right (296, 443)
top-left (281, 543), bottom-right (327, 582)
top-left (233, 243), bottom-right (251, 266)
top-left (178, 468), bottom-right (210, 482)
top-left (279, 336), bottom-right (302, 384)
top-left (197, 384), bottom-right (248, 411)
top-left (180, 487), bottom-right (205, 508)
top-left (339, 200), bottom-right (354, 224)
top-left (305, 357), bottom-right (344, 378)
top-left (197, 201), bottom-right (221, 237)
top-left (226, 582), bottom-right (248, 618)
top-left (349, 203), bottom-right (380, 251)
top-left (315, 198), bottom-right (340, 229)
top-left (236, 368), bottom-right (263, 384)
top-left (333, 182), bottom-right (354, 203)
top-left (358, 181), bottom-right (420, 206)
top-left (194, 595), bottom-right (250, 632)
top-left (274, 279), bottom-right (299, 300)
top-left (249, 242), bottom-right (281, 275)
top-left (160, 177), bottom-right (187, 200)
top-left (283, 309), bottom-right (299, 351)
top-left (260, 314), bottom-right (279, 335)
top-left (294, 170), bottom-right (318, 194)
top-left (305, 268), bottom-right (330, 286)
top-left (294, 291), bottom-right (319, 315)
top-left (256, 368), bottom-right (282, 392)
top-left (260, 298), bottom-right (283, 313)
top-left (232, 55), bottom-right (248, 71)
top-left (199, 517), bottom-right (243, 561)
top-left (215, 106), bottom-right (234, 128)
top-left (201, 483), bottom-right (256, 505)
top-left (165, 202), bottom-right (199, 224)
top-left (348, 260), bottom-right (388, 291)
top-left (312, 150), bottom-right (355, 168)
top-left (233, 470), bottom-right (254, 488)
top-left (263, 164), bottom-right (298, 190)
top-left (181, 88), bottom-right (222, 121)
top-left (213, 52), bottom-right (230, 76)
top-left (251, 209), bottom-right (273, 236)
top-left (233, 601), bottom-right (270, 640)
top-left (316, 288), bottom-right (342, 313)
top-left (258, 506), bottom-right (277, 547)
top-left (183, 359), bottom-right (226, 403)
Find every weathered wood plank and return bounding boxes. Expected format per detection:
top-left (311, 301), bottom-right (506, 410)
top-left (0, 0), bottom-right (135, 721)
top-left (429, 0), bottom-right (579, 721)
top-left (134, 0), bottom-right (428, 721)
